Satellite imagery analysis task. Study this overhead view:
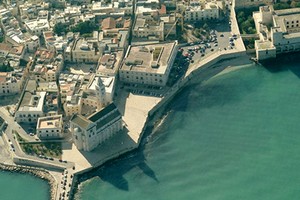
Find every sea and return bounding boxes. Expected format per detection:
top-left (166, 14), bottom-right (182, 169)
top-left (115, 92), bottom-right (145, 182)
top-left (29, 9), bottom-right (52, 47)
top-left (0, 171), bottom-right (49, 200)
top-left (76, 57), bottom-right (300, 200)
top-left (2, 56), bottom-right (300, 200)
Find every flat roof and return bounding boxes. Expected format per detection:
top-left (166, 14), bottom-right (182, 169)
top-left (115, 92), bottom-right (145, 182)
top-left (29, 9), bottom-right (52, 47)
top-left (37, 115), bottom-right (62, 129)
top-left (120, 41), bottom-right (177, 74)
top-left (19, 91), bottom-right (46, 112)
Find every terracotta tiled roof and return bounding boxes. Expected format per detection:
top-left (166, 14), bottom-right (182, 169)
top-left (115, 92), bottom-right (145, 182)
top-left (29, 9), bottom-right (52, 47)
top-left (102, 17), bottom-right (116, 29)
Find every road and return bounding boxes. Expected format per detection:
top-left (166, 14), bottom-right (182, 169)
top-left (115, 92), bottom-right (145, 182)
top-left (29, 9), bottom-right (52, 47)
top-left (0, 107), bottom-right (36, 142)
top-left (0, 107), bottom-right (74, 167)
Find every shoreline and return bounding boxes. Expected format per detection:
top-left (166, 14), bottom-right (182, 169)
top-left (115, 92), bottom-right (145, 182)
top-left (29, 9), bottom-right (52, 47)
top-left (0, 51), bottom-right (251, 200)
top-left (73, 53), bottom-right (253, 198)
top-left (0, 163), bottom-right (56, 200)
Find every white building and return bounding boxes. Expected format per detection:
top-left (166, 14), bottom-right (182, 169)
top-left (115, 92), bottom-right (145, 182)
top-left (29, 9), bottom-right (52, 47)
top-left (70, 103), bottom-right (123, 152)
top-left (184, 1), bottom-right (220, 22)
top-left (64, 94), bottom-right (81, 117)
top-left (0, 72), bottom-right (20, 95)
top-left (133, 16), bottom-right (164, 42)
top-left (86, 75), bottom-right (116, 106)
top-left (15, 87), bottom-right (46, 123)
top-left (26, 35), bottom-right (40, 53)
top-left (36, 115), bottom-right (63, 139)
top-left (25, 19), bottom-right (50, 36)
top-left (253, 6), bottom-right (300, 60)
top-left (119, 41), bottom-right (178, 86)
top-left (69, 38), bottom-right (102, 63)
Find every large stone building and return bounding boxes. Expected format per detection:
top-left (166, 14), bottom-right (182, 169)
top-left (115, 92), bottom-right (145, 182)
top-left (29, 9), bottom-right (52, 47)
top-left (133, 16), bottom-right (165, 42)
top-left (184, 1), bottom-right (221, 22)
top-left (253, 6), bottom-right (300, 60)
top-left (70, 103), bottom-right (123, 151)
top-left (24, 19), bottom-right (50, 36)
top-left (36, 115), bottom-right (63, 139)
top-left (65, 38), bottom-right (102, 63)
top-left (119, 41), bottom-right (178, 86)
top-left (15, 84), bottom-right (46, 123)
top-left (0, 72), bottom-right (20, 96)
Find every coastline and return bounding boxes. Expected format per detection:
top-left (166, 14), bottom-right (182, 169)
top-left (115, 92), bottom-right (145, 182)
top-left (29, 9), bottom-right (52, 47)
top-left (0, 163), bottom-right (56, 200)
top-left (0, 52), bottom-right (252, 200)
top-left (73, 51), bottom-right (254, 199)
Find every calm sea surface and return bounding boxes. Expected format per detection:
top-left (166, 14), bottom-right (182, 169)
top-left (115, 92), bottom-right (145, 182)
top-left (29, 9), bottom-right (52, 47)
top-left (0, 171), bottom-right (49, 200)
top-left (77, 60), bottom-right (300, 200)
top-left (2, 58), bottom-right (300, 200)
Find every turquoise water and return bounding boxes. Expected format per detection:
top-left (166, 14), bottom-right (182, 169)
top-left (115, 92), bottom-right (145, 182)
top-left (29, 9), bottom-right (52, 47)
top-left (0, 171), bottom-right (49, 200)
top-left (78, 60), bottom-right (300, 200)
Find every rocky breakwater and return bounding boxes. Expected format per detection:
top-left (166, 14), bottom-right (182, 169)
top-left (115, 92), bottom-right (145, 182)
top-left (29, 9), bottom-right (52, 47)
top-left (0, 163), bottom-right (56, 200)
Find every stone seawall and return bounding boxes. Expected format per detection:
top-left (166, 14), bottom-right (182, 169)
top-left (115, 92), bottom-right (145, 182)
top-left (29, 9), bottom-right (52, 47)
top-left (0, 163), bottom-right (56, 200)
top-left (71, 49), bottom-right (250, 199)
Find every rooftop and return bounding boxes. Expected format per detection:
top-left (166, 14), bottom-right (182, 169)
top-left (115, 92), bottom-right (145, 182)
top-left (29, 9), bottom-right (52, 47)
top-left (88, 103), bottom-right (117, 122)
top-left (37, 115), bottom-right (62, 129)
top-left (18, 91), bottom-right (46, 112)
top-left (120, 41), bottom-right (177, 74)
top-left (71, 114), bottom-right (91, 129)
top-left (102, 17), bottom-right (116, 30)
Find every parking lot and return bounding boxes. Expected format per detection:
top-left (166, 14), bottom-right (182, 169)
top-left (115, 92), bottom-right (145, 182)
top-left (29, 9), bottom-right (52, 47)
top-left (122, 83), bottom-right (165, 97)
top-left (180, 20), bottom-right (238, 65)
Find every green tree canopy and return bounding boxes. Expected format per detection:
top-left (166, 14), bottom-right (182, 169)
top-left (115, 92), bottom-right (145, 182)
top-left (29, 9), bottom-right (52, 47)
top-left (0, 62), bottom-right (13, 72)
top-left (70, 20), bottom-right (99, 35)
top-left (53, 22), bottom-right (68, 36)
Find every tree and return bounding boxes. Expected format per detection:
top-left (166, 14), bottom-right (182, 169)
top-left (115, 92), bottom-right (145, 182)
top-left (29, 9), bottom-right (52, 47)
top-left (0, 62), bottom-right (13, 72)
top-left (202, 23), bottom-right (209, 31)
top-left (71, 20), bottom-right (99, 35)
top-left (54, 23), bottom-right (68, 36)
top-left (291, 0), bottom-right (300, 8)
top-left (273, 2), bottom-right (291, 10)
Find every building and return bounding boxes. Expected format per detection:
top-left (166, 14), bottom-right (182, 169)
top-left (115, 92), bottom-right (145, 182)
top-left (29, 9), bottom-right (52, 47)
top-left (0, 72), bottom-right (20, 95)
top-left (161, 14), bottom-right (177, 38)
top-left (99, 30), bottom-right (129, 52)
top-left (97, 51), bottom-right (123, 76)
top-left (24, 18), bottom-right (50, 36)
top-left (70, 103), bottom-right (123, 151)
top-left (184, 1), bottom-right (220, 22)
top-left (133, 16), bottom-right (164, 42)
top-left (43, 31), bottom-right (67, 52)
top-left (70, 38), bottom-right (102, 63)
top-left (64, 94), bottom-right (81, 117)
top-left (15, 80), bottom-right (46, 123)
top-left (26, 35), bottom-right (40, 53)
top-left (253, 6), bottom-right (300, 60)
top-left (85, 75), bottom-right (116, 107)
top-left (119, 41), bottom-right (178, 86)
top-left (36, 115), bottom-right (63, 139)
